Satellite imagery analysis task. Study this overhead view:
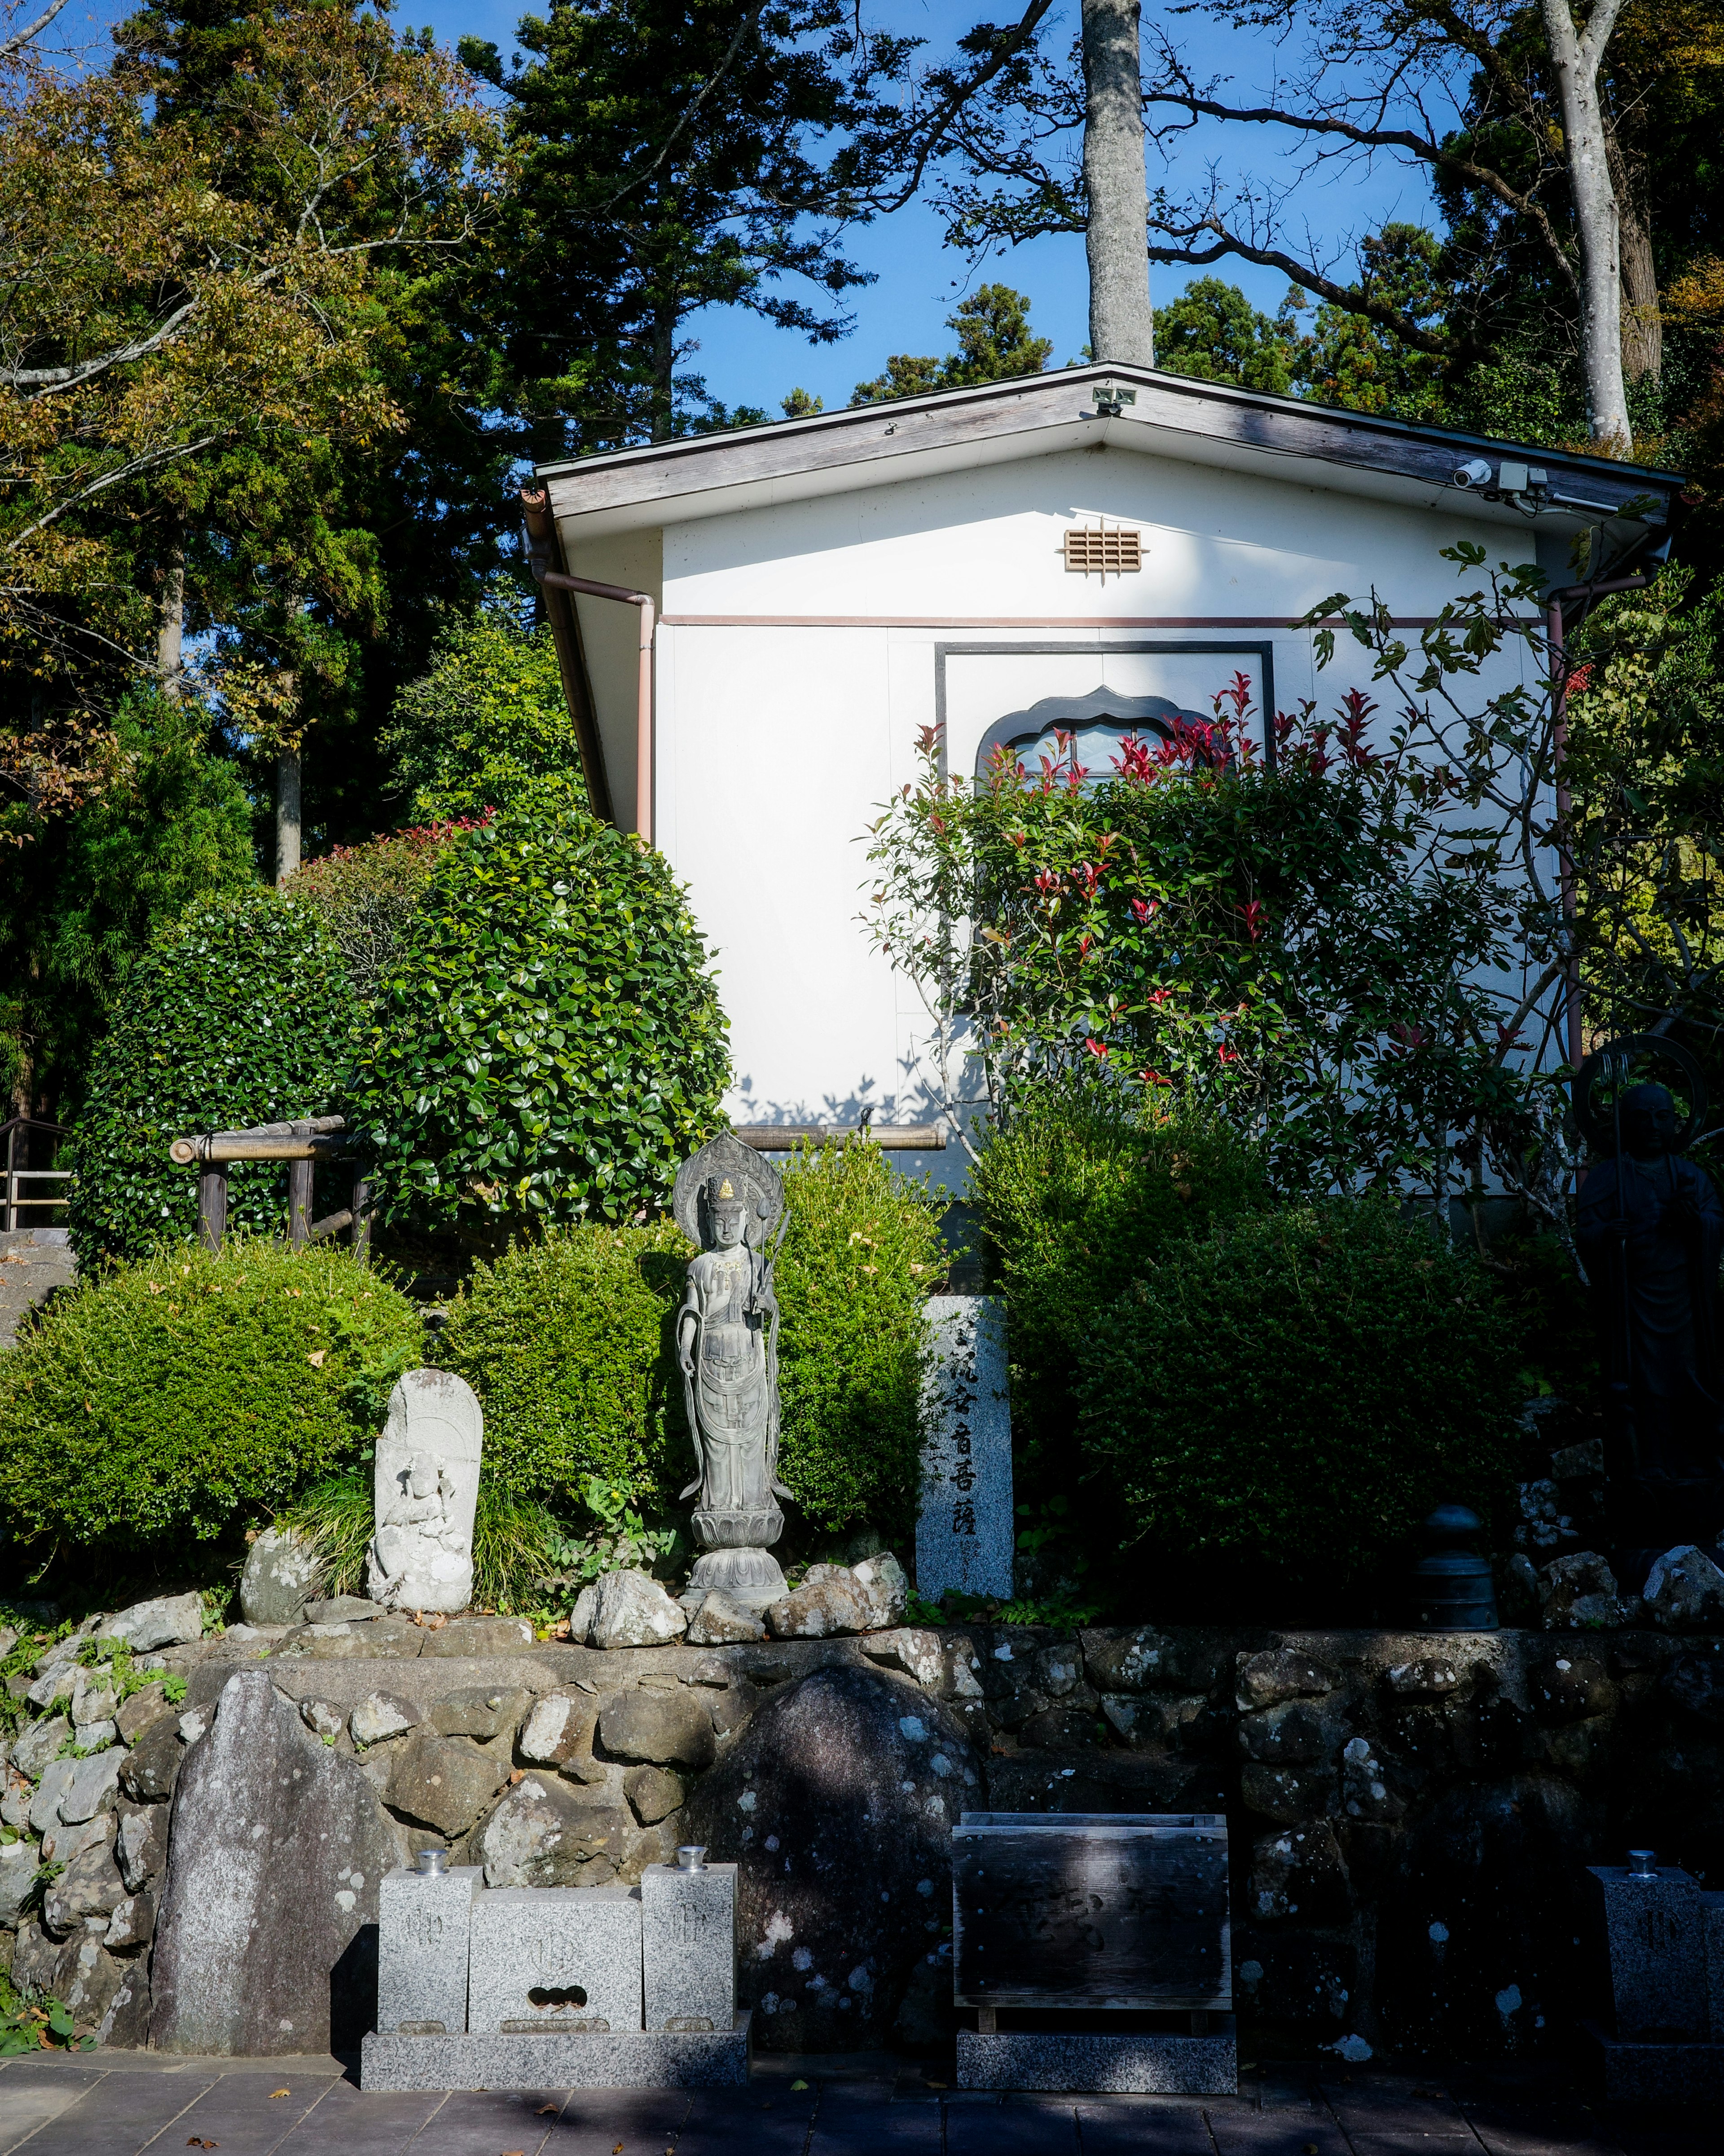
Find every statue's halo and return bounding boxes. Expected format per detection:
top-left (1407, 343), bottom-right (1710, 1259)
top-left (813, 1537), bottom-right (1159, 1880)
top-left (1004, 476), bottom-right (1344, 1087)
top-left (673, 1130), bottom-right (784, 1247)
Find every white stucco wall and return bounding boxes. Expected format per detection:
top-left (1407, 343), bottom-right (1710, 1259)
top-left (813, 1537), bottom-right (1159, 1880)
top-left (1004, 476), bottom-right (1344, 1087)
top-left (591, 437), bottom-right (1544, 1189)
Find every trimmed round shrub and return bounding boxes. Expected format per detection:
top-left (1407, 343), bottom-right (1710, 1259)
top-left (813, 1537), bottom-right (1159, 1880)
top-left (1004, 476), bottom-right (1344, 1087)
top-left (0, 1240), bottom-right (422, 1555)
top-left (346, 809), bottom-right (730, 1236)
top-left (972, 1076), bottom-right (1267, 1484)
top-left (66, 890), bottom-right (361, 1267)
top-left (437, 1221), bottom-right (694, 1507)
top-left (774, 1139), bottom-right (948, 1537)
top-left (1075, 1198), bottom-right (1521, 1587)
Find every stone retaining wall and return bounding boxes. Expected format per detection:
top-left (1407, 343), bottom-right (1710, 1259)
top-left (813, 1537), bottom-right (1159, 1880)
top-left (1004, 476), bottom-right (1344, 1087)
top-left (8, 1611), bottom-right (1724, 2061)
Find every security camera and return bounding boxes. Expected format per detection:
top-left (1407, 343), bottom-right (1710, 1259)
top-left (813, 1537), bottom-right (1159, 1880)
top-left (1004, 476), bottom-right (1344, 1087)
top-left (1451, 458), bottom-right (1493, 489)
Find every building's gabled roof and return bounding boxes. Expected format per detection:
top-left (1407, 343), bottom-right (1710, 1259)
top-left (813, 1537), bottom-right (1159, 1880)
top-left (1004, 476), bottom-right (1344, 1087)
top-left (535, 358), bottom-right (1683, 555)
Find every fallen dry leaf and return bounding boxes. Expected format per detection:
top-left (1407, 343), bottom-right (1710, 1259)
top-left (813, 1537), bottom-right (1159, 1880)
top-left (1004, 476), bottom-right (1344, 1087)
top-left (269, 2089), bottom-right (290, 2099)
top-left (307, 1350), bottom-right (326, 1367)
top-left (537, 2105), bottom-right (558, 2115)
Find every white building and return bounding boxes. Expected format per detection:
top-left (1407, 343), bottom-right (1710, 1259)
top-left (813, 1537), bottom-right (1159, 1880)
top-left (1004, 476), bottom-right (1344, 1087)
top-left (523, 362), bottom-right (1680, 1189)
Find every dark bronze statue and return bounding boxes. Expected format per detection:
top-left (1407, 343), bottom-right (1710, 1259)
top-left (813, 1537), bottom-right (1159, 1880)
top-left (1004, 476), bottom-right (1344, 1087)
top-left (1575, 1063), bottom-right (1724, 1577)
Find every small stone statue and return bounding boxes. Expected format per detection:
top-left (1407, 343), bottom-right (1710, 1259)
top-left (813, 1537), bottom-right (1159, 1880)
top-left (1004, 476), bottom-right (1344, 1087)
top-left (672, 1133), bottom-right (795, 1612)
top-left (365, 1370), bottom-right (484, 1614)
top-left (1575, 1076), bottom-right (1724, 1575)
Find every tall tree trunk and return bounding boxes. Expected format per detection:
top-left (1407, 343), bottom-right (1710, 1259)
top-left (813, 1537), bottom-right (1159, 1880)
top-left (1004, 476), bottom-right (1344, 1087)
top-left (651, 303), bottom-right (675, 442)
top-left (1602, 106), bottom-right (1661, 387)
top-left (276, 734), bottom-right (301, 885)
top-left (157, 529), bottom-right (185, 700)
top-left (1540, 0), bottom-right (1632, 447)
top-left (1081, 0), bottom-right (1155, 366)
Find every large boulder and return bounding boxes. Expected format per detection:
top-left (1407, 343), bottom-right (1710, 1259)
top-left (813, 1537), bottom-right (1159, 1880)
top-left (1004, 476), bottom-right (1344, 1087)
top-left (239, 1527), bottom-right (322, 1627)
top-left (385, 1730), bottom-right (510, 1837)
top-left (104, 1593), bottom-right (203, 1653)
top-left (476, 1773), bottom-right (628, 1887)
top-left (598, 1689), bottom-right (717, 1771)
top-left (149, 1669), bottom-right (399, 2055)
top-left (681, 1662), bottom-right (981, 2051)
top-left (582, 1571), bottom-right (687, 1650)
top-left (1642, 1545), bottom-right (1724, 1630)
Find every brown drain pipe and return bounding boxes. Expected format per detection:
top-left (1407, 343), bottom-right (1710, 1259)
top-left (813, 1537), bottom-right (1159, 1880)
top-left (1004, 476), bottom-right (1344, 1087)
top-left (539, 569), bottom-right (655, 845)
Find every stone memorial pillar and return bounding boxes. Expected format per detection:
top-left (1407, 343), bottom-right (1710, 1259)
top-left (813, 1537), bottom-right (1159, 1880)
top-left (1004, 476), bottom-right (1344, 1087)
top-left (1583, 1857), bottom-right (1724, 2099)
top-left (642, 1856), bottom-right (736, 2033)
top-left (366, 1370), bottom-right (483, 1615)
top-left (916, 1295), bottom-right (1014, 1601)
top-left (1588, 1862), bottom-right (1708, 2039)
top-left (377, 1857), bottom-right (481, 2036)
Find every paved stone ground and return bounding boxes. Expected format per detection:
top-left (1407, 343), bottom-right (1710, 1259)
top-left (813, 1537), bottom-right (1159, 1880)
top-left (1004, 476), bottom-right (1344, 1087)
top-left (0, 2053), bottom-right (1712, 2156)
top-left (0, 1231), bottom-right (73, 1349)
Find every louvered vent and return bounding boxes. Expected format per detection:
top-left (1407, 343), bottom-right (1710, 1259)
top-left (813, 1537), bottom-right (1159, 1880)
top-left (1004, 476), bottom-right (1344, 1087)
top-left (1064, 525), bottom-right (1142, 573)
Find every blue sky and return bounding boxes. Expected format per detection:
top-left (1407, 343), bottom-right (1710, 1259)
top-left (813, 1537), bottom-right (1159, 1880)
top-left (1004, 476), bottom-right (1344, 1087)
top-left (44, 0), bottom-right (1444, 415)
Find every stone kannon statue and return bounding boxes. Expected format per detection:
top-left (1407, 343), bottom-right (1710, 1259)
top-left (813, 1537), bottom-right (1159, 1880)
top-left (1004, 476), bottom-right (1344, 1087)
top-left (365, 1369), bottom-right (484, 1614)
top-left (672, 1132), bottom-right (795, 1612)
top-left (1575, 1073), bottom-right (1724, 1574)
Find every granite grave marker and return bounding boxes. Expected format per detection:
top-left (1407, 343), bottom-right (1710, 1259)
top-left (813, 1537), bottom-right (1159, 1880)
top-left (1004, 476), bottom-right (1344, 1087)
top-left (916, 1295), bottom-right (1013, 1601)
top-left (467, 1883), bottom-right (642, 2035)
top-left (377, 1857), bottom-right (480, 2036)
top-left (642, 1856), bottom-right (736, 2033)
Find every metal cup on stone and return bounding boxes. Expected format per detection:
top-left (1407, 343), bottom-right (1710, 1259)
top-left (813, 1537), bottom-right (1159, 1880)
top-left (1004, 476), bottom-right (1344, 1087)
top-left (676, 1845), bottom-right (708, 1872)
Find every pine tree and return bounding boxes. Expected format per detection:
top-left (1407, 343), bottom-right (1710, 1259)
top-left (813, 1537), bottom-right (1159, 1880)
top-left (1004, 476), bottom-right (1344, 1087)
top-left (465, 0), bottom-right (876, 447)
top-left (851, 283), bottom-right (1054, 404)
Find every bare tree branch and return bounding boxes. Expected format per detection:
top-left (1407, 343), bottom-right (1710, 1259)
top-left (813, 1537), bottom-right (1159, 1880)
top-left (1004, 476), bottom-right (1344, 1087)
top-left (0, 0), bottom-right (72, 63)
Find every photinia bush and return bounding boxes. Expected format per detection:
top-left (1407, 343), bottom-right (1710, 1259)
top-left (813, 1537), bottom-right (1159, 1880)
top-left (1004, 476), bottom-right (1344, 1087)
top-left (866, 677), bottom-right (1528, 1196)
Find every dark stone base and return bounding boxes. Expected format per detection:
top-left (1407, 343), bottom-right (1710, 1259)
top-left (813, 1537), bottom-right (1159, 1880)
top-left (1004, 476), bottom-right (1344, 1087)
top-left (359, 2011), bottom-right (752, 2091)
top-left (1583, 2020), bottom-right (1724, 2103)
top-left (956, 2016), bottom-right (1236, 2094)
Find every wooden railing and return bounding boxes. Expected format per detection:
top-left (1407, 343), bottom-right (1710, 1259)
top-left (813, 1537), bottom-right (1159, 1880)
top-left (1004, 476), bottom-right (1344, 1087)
top-left (167, 1116), bottom-right (374, 1259)
top-left (731, 1123), bottom-right (946, 1151)
top-left (1, 1114), bottom-right (70, 1232)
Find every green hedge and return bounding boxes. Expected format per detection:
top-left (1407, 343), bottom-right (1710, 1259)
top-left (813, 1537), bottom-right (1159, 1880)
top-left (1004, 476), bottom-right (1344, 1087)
top-left (436, 1141), bottom-right (943, 1539)
top-left (346, 808), bottom-right (730, 1238)
top-left (66, 891), bottom-right (361, 1267)
top-left (774, 1139), bottom-right (946, 1535)
top-left (437, 1221), bottom-right (693, 1506)
top-left (0, 1241), bottom-right (422, 1554)
top-left (1075, 1198), bottom-right (1521, 1585)
top-left (972, 1077), bottom-right (1267, 1482)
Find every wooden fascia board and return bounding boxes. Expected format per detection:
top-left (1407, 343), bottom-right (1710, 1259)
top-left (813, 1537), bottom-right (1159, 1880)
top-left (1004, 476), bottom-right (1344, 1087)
top-left (537, 366), bottom-right (1681, 533)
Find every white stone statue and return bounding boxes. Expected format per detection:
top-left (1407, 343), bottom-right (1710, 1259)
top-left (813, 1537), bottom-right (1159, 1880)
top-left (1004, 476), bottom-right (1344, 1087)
top-left (365, 1370), bottom-right (483, 1614)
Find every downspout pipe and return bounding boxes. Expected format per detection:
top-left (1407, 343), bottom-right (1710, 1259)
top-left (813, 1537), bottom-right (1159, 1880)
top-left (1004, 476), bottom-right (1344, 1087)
top-left (540, 570), bottom-right (655, 847)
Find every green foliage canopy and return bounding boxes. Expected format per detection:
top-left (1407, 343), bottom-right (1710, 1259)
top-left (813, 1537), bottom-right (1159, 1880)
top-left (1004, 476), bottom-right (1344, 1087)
top-left (0, 1240), bottom-right (422, 1555)
top-left (866, 683), bottom-right (1525, 1198)
top-left (0, 689), bottom-right (255, 1122)
top-left (347, 809), bottom-right (730, 1236)
top-left (1075, 1199), bottom-right (1522, 1585)
top-left (851, 283), bottom-right (1053, 404)
top-left (66, 890), bottom-right (361, 1267)
top-left (437, 1220), bottom-right (694, 1507)
top-left (773, 1138), bottom-right (946, 1536)
top-left (380, 588), bottom-right (587, 824)
top-left (972, 1079), bottom-right (1268, 1485)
